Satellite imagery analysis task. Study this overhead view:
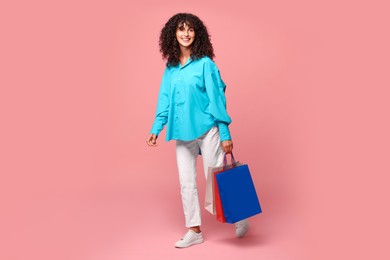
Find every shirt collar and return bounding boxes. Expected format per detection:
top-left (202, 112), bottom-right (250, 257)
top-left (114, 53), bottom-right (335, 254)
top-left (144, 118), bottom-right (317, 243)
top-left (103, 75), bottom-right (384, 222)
top-left (179, 57), bottom-right (193, 69)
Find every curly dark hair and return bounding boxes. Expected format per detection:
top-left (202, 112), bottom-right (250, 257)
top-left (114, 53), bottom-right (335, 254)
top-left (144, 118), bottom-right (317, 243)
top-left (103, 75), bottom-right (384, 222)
top-left (159, 13), bottom-right (215, 67)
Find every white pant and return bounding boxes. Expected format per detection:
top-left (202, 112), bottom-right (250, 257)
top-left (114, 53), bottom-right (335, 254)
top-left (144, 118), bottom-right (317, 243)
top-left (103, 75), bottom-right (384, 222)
top-left (176, 126), bottom-right (225, 227)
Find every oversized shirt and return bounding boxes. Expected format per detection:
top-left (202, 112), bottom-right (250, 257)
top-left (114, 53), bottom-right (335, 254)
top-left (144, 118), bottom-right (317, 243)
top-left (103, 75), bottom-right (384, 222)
top-left (150, 56), bottom-right (232, 142)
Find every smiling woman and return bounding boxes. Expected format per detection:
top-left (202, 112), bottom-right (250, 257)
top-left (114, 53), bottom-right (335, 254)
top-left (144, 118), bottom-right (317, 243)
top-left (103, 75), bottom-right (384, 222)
top-left (146, 13), bottom-right (246, 248)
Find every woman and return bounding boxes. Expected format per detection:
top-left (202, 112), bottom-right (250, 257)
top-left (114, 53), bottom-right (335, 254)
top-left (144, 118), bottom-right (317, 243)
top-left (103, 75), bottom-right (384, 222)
top-left (146, 13), bottom-right (248, 248)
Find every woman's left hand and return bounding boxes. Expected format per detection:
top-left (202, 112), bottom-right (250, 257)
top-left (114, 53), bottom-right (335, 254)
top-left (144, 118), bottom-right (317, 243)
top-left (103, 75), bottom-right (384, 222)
top-left (221, 140), bottom-right (233, 154)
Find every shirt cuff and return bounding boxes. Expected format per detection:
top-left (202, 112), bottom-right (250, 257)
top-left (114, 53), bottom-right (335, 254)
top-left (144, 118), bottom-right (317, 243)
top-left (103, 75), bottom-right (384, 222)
top-left (218, 122), bottom-right (231, 141)
top-left (150, 124), bottom-right (161, 137)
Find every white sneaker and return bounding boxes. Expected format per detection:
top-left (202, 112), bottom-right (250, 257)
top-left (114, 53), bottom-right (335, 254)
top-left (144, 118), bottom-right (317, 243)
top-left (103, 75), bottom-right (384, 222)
top-left (175, 230), bottom-right (204, 248)
top-left (235, 219), bottom-right (249, 238)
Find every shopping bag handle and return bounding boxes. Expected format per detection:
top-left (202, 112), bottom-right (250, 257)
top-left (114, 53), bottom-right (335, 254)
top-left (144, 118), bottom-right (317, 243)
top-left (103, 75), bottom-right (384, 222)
top-left (223, 153), bottom-right (237, 171)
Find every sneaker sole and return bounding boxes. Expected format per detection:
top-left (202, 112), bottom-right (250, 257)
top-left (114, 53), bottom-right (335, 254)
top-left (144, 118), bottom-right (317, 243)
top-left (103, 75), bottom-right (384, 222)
top-left (174, 238), bottom-right (204, 248)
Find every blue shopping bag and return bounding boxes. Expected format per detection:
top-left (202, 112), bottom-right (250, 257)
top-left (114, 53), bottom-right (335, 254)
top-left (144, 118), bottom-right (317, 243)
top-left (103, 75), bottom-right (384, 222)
top-left (216, 154), bottom-right (262, 224)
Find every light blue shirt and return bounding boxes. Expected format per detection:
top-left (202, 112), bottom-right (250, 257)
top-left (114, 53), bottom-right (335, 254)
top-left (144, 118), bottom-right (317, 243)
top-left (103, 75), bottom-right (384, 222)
top-left (150, 56), bottom-right (232, 142)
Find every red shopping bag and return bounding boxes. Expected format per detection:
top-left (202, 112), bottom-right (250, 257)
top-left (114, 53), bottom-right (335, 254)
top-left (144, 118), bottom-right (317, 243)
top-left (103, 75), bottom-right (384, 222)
top-left (214, 169), bottom-right (226, 223)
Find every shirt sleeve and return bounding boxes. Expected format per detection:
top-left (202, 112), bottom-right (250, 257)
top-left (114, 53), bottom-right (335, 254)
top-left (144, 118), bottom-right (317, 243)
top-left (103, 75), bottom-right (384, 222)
top-left (203, 60), bottom-right (232, 141)
top-left (150, 68), bottom-right (170, 137)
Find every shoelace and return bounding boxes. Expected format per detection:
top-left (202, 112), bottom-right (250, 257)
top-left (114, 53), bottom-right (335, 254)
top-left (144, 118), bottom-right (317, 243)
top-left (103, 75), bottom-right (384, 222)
top-left (181, 231), bottom-right (193, 241)
top-left (181, 231), bottom-right (200, 241)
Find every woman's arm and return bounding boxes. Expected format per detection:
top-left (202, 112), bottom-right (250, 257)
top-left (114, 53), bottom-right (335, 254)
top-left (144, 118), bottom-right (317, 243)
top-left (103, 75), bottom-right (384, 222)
top-left (203, 60), bottom-right (234, 153)
top-left (148, 68), bottom-right (170, 145)
top-left (203, 60), bottom-right (232, 142)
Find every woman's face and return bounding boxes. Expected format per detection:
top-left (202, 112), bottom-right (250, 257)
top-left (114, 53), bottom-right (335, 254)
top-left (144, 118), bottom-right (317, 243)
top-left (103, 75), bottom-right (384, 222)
top-left (176, 22), bottom-right (195, 49)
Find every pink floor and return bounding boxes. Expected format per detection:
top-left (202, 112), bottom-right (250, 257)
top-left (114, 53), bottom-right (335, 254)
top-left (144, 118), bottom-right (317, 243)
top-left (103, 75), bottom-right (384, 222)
top-left (2, 185), bottom-right (303, 260)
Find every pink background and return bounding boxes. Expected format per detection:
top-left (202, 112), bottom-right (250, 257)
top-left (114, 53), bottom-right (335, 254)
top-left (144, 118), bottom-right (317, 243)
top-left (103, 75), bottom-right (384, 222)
top-left (1, 0), bottom-right (389, 259)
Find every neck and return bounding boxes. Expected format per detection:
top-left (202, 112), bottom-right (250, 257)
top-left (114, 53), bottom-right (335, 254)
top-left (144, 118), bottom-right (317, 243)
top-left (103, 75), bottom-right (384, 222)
top-left (179, 46), bottom-right (191, 60)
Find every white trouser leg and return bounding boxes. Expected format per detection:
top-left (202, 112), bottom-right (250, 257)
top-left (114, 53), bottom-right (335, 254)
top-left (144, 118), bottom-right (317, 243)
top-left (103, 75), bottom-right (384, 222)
top-left (198, 126), bottom-right (225, 180)
top-left (176, 138), bottom-right (201, 228)
top-left (176, 126), bottom-right (225, 228)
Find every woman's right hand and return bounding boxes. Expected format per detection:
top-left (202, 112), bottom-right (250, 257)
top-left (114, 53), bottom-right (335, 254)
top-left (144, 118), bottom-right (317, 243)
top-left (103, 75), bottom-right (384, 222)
top-left (146, 134), bottom-right (158, 147)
